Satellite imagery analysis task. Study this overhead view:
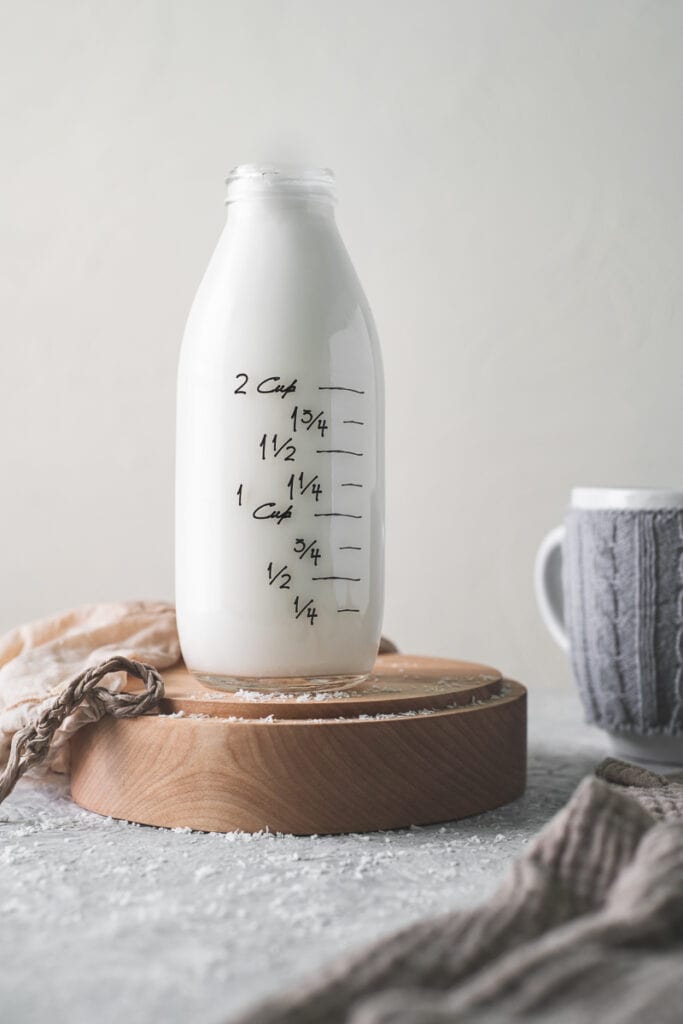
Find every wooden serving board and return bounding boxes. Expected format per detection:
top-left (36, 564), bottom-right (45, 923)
top-left (70, 655), bottom-right (526, 835)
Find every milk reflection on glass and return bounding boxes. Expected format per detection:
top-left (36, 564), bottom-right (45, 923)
top-left (176, 166), bottom-right (385, 691)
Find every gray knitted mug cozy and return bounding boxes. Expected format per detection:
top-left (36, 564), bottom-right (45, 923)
top-left (564, 508), bottom-right (683, 736)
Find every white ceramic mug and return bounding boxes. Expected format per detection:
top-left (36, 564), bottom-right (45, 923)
top-left (535, 487), bottom-right (683, 769)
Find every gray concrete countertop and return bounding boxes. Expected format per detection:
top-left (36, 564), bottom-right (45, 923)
top-left (0, 684), bottom-right (607, 1024)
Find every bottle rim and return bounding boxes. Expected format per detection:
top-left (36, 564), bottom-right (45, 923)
top-left (225, 164), bottom-right (336, 203)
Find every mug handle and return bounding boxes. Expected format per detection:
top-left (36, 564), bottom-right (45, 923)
top-left (534, 525), bottom-right (568, 651)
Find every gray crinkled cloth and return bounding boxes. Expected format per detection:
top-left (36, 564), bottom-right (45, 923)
top-left (234, 759), bottom-right (683, 1024)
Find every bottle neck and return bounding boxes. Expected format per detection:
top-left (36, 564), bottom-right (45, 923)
top-left (226, 193), bottom-right (336, 226)
top-left (224, 164), bottom-right (337, 223)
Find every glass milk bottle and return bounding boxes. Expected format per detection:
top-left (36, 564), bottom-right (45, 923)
top-left (176, 165), bottom-right (384, 692)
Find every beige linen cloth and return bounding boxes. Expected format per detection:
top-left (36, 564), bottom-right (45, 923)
top-left (0, 601), bottom-right (180, 775)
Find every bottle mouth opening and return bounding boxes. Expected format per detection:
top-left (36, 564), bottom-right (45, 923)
top-left (225, 164), bottom-right (336, 203)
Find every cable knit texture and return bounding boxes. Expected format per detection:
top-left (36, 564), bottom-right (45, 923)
top-left (234, 759), bottom-right (683, 1024)
top-left (564, 508), bottom-right (683, 735)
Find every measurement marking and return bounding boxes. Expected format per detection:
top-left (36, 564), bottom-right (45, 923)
top-left (314, 512), bottom-right (363, 519)
top-left (338, 608), bottom-right (360, 613)
top-left (341, 482), bottom-right (363, 488)
top-left (300, 474), bottom-right (319, 495)
top-left (306, 412), bottom-right (325, 431)
top-left (316, 449), bottom-right (363, 456)
top-left (294, 598), bottom-right (314, 620)
top-left (312, 576), bottom-right (361, 582)
top-left (339, 545), bottom-right (362, 551)
top-left (343, 419), bottom-right (364, 425)
top-left (267, 564), bottom-right (287, 585)
top-left (267, 562), bottom-right (291, 589)
top-left (275, 436), bottom-right (293, 457)
top-left (319, 386), bottom-right (365, 394)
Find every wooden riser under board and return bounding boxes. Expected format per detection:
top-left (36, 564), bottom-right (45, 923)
top-left (70, 654), bottom-right (527, 835)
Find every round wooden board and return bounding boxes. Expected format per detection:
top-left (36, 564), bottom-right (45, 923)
top-left (70, 655), bottom-right (527, 835)
top-left (158, 654), bottom-right (504, 719)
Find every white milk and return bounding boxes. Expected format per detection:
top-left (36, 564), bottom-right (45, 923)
top-left (175, 166), bottom-right (384, 690)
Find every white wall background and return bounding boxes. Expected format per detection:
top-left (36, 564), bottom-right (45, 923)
top-left (1, 0), bottom-right (682, 690)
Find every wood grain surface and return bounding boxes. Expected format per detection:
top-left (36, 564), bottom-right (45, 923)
top-left (156, 655), bottom-right (504, 719)
top-left (70, 656), bottom-right (527, 835)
